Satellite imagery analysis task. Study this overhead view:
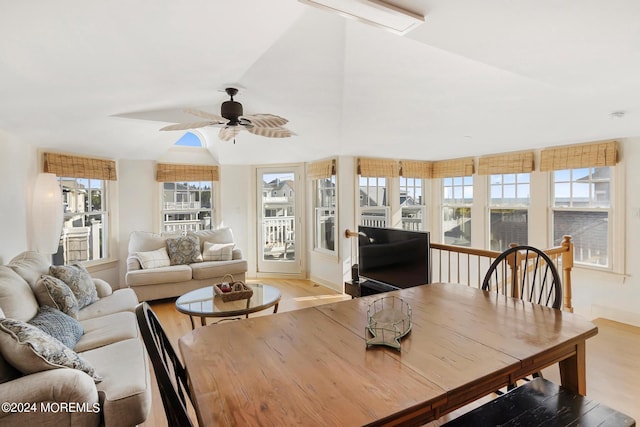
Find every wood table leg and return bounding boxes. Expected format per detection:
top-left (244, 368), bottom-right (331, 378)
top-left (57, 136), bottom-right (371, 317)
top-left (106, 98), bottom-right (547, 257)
top-left (559, 341), bottom-right (587, 395)
top-left (200, 316), bottom-right (206, 327)
top-left (189, 316), bottom-right (195, 330)
top-left (273, 302), bottom-right (279, 313)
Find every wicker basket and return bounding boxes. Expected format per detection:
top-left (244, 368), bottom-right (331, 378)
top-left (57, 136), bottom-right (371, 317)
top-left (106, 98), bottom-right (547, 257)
top-left (213, 274), bottom-right (254, 302)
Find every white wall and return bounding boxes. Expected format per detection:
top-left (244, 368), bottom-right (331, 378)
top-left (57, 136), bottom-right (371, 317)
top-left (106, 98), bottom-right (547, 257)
top-left (0, 131), bottom-right (35, 264)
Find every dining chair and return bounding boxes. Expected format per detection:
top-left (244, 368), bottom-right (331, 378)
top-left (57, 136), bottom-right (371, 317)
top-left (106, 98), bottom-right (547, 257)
top-left (135, 302), bottom-right (196, 427)
top-left (482, 245), bottom-right (562, 310)
top-left (482, 245), bottom-right (562, 392)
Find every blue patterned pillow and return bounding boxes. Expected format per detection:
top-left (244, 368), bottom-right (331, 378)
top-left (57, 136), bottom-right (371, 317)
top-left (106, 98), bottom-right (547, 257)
top-left (166, 235), bottom-right (203, 265)
top-left (49, 264), bottom-right (98, 309)
top-left (37, 275), bottom-right (80, 318)
top-left (0, 318), bottom-right (101, 383)
top-left (28, 306), bottom-right (83, 349)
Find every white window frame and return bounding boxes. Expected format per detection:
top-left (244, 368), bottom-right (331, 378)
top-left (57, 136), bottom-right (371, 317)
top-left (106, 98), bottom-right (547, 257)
top-left (487, 173), bottom-right (531, 251)
top-left (441, 176), bottom-right (473, 247)
top-left (550, 167), bottom-right (615, 270)
top-left (161, 180), bottom-right (215, 232)
top-left (313, 175), bottom-right (338, 255)
top-left (359, 176), bottom-right (389, 228)
top-left (400, 176), bottom-right (427, 231)
top-left (56, 177), bottom-right (109, 265)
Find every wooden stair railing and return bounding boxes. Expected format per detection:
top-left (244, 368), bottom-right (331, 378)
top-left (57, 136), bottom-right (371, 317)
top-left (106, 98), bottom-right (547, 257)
top-left (430, 235), bottom-right (574, 312)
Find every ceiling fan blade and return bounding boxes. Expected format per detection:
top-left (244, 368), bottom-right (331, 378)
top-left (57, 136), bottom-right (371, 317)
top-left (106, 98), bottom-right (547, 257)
top-left (184, 108), bottom-right (225, 122)
top-left (247, 126), bottom-right (295, 138)
top-left (160, 121), bottom-right (219, 131)
top-left (218, 126), bottom-right (244, 141)
top-left (242, 113), bottom-right (289, 128)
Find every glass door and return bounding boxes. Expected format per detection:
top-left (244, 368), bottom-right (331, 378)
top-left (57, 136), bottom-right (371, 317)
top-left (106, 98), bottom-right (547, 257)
top-left (256, 166), bottom-right (303, 275)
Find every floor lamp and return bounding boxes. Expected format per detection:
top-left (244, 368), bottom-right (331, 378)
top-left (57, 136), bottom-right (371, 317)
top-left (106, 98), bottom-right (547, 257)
top-left (31, 173), bottom-right (63, 254)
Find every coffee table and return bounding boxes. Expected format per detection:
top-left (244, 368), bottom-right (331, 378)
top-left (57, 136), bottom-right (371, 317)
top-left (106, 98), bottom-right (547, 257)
top-left (175, 283), bottom-right (281, 329)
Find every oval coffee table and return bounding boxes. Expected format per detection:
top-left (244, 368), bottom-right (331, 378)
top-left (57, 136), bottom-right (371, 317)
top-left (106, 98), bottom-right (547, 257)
top-left (176, 283), bottom-right (281, 328)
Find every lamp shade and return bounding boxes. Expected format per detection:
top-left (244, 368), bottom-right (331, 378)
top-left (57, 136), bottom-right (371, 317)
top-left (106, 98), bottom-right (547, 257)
top-left (31, 173), bottom-right (64, 254)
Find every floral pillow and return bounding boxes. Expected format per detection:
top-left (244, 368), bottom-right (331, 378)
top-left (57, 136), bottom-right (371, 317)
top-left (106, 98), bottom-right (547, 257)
top-left (28, 306), bottom-right (84, 350)
top-left (0, 318), bottom-right (101, 382)
top-left (34, 275), bottom-right (80, 319)
top-left (166, 235), bottom-right (203, 265)
top-left (49, 264), bottom-right (98, 309)
top-left (202, 242), bottom-right (235, 261)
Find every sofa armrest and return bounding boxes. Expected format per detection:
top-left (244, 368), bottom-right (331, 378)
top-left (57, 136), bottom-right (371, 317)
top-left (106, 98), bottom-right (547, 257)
top-left (0, 370), bottom-right (100, 425)
top-left (126, 255), bottom-right (141, 271)
top-left (232, 248), bottom-right (243, 260)
top-left (93, 278), bottom-right (113, 298)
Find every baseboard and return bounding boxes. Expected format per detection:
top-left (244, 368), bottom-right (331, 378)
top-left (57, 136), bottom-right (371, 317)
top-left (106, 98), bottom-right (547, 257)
top-left (309, 275), bottom-right (342, 293)
top-left (591, 304), bottom-right (640, 327)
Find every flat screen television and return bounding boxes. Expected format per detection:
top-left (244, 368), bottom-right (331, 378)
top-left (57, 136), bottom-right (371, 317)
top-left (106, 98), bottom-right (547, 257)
top-left (358, 226), bottom-right (431, 289)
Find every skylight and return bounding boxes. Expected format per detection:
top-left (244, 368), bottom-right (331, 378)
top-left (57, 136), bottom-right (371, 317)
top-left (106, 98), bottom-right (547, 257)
top-left (174, 132), bottom-right (202, 147)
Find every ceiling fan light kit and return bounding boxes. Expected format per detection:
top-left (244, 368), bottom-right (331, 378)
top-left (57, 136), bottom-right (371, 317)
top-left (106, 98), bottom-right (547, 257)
top-left (160, 87), bottom-right (294, 143)
top-left (299, 0), bottom-right (424, 36)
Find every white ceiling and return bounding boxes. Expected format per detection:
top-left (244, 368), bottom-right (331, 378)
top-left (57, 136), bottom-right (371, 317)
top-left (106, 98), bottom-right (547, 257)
top-left (1, 0), bottom-right (639, 165)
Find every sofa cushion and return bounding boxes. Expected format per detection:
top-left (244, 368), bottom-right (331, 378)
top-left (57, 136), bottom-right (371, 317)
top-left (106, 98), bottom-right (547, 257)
top-left (49, 264), bottom-right (99, 309)
top-left (28, 306), bottom-right (83, 349)
top-left (127, 230), bottom-right (182, 254)
top-left (191, 259), bottom-right (249, 280)
top-left (135, 247), bottom-right (171, 269)
top-left (0, 318), bottom-right (102, 382)
top-left (76, 288), bottom-right (138, 321)
top-left (190, 227), bottom-right (234, 251)
top-left (34, 275), bottom-right (80, 318)
top-left (0, 266), bottom-right (39, 322)
top-left (81, 338), bottom-right (151, 427)
top-left (0, 308), bottom-right (21, 385)
top-left (75, 311), bottom-right (138, 353)
top-left (166, 235), bottom-right (203, 265)
top-left (126, 264), bottom-right (192, 287)
top-left (202, 241), bottom-right (235, 261)
top-left (7, 251), bottom-right (50, 288)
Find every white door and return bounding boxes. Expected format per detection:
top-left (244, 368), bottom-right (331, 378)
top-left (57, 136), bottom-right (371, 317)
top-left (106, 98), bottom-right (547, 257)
top-left (256, 166), bottom-right (303, 275)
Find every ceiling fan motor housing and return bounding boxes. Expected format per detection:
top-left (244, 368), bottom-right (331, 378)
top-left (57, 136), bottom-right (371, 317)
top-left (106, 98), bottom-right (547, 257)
top-left (221, 100), bottom-right (243, 125)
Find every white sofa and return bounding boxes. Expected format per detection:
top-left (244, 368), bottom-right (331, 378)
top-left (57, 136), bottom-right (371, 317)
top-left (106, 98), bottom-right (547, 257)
top-left (0, 251), bottom-right (151, 427)
top-left (125, 228), bottom-right (248, 301)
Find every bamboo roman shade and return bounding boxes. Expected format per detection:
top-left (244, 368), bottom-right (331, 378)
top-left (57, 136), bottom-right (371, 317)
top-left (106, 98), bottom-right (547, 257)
top-left (477, 151), bottom-right (534, 175)
top-left (357, 158), bottom-right (399, 177)
top-left (156, 163), bottom-right (219, 182)
top-left (540, 141), bottom-right (618, 171)
top-left (431, 157), bottom-right (475, 178)
top-left (306, 158), bottom-right (336, 180)
top-left (43, 152), bottom-right (117, 180)
top-left (400, 160), bottom-right (433, 178)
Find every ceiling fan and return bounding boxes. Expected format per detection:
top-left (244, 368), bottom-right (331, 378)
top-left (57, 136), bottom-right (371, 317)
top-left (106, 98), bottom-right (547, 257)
top-left (160, 87), bottom-right (295, 142)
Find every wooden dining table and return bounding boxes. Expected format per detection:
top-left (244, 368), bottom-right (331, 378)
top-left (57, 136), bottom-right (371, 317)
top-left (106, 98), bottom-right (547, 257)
top-left (178, 282), bottom-right (598, 427)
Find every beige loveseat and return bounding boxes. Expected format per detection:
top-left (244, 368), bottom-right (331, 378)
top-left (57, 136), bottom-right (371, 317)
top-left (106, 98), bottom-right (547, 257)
top-left (125, 227), bottom-right (248, 301)
top-left (0, 251), bottom-right (151, 427)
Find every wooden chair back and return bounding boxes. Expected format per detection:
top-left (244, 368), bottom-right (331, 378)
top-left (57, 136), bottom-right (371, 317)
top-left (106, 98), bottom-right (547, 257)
top-left (136, 302), bottom-right (195, 427)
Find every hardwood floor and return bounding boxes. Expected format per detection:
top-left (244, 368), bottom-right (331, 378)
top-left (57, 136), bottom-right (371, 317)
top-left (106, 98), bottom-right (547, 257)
top-left (141, 280), bottom-right (639, 426)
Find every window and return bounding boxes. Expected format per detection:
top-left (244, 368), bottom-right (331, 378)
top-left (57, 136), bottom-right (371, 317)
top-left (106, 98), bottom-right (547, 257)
top-left (162, 181), bottom-right (213, 232)
top-left (400, 177), bottom-right (426, 231)
top-left (552, 167), bottom-right (611, 267)
top-left (489, 173), bottom-right (530, 251)
top-left (442, 176), bottom-right (473, 246)
top-left (314, 176), bottom-right (336, 253)
top-left (55, 177), bottom-right (108, 265)
top-left (359, 176), bottom-right (388, 227)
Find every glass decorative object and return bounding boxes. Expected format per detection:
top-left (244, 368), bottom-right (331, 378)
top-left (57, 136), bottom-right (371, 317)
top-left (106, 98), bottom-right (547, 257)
top-left (366, 296), bottom-right (412, 351)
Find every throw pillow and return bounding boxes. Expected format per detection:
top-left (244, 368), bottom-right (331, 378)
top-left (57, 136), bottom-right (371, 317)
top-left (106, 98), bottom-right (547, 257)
top-left (166, 235), bottom-right (203, 265)
top-left (0, 318), bottom-right (101, 383)
top-left (28, 306), bottom-right (84, 350)
top-left (49, 264), bottom-right (99, 309)
top-left (202, 242), bottom-right (235, 261)
top-left (135, 247), bottom-right (171, 269)
top-left (36, 275), bottom-right (80, 319)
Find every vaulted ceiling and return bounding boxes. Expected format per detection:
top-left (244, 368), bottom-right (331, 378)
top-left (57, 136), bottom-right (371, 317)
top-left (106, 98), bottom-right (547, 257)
top-left (1, 1), bottom-right (639, 165)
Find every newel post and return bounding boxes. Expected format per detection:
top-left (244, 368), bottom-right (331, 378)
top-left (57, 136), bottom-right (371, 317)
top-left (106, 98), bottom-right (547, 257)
top-left (561, 235), bottom-right (574, 312)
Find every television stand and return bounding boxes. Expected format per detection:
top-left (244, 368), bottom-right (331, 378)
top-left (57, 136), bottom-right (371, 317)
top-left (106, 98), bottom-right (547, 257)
top-left (344, 280), bottom-right (399, 298)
